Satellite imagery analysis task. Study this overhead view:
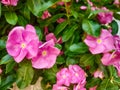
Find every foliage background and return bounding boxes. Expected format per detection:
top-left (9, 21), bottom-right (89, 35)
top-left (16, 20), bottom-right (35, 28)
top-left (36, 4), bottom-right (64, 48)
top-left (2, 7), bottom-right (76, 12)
top-left (0, 0), bottom-right (120, 90)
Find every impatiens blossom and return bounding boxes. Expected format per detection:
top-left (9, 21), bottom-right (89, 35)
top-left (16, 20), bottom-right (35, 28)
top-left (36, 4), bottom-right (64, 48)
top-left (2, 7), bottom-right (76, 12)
top-left (84, 29), bottom-right (115, 54)
top-left (41, 10), bottom-right (51, 20)
top-left (6, 24), bottom-right (39, 63)
top-left (1, 0), bottom-right (19, 6)
top-left (52, 84), bottom-right (68, 90)
top-left (69, 65), bottom-right (86, 84)
top-left (93, 69), bottom-right (104, 79)
top-left (56, 68), bottom-right (71, 86)
top-left (73, 82), bottom-right (86, 90)
top-left (32, 40), bottom-right (60, 69)
top-left (80, 6), bottom-right (87, 10)
top-left (114, 35), bottom-right (120, 52)
top-left (113, 62), bottom-right (120, 76)
top-left (97, 11), bottom-right (113, 24)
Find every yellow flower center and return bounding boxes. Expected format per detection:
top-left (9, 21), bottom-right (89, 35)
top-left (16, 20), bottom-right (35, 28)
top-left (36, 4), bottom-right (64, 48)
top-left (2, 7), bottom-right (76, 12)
top-left (21, 43), bottom-right (26, 48)
top-left (42, 50), bottom-right (47, 56)
top-left (112, 54), bottom-right (116, 59)
top-left (75, 73), bottom-right (79, 77)
top-left (97, 39), bottom-right (102, 44)
top-left (62, 75), bottom-right (66, 79)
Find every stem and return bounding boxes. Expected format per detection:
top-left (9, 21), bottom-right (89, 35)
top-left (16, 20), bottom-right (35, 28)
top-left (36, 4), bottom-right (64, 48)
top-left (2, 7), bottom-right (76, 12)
top-left (65, 2), bottom-right (70, 20)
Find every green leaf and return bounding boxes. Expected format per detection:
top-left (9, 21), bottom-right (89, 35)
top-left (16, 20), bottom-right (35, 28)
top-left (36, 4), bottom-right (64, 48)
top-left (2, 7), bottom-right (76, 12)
top-left (86, 78), bottom-right (101, 88)
top-left (0, 54), bottom-right (13, 65)
top-left (110, 20), bottom-right (118, 35)
top-left (54, 21), bottom-right (68, 35)
top-left (97, 79), bottom-right (119, 90)
top-left (114, 13), bottom-right (120, 20)
top-left (17, 15), bottom-right (28, 26)
top-left (0, 75), bottom-right (16, 90)
top-left (35, 26), bottom-right (43, 40)
top-left (56, 56), bottom-right (65, 64)
top-left (62, 24), bottom-right (78, 42)
top-left (6, 61), bottom-right (16, 74)
top-left (0, 40), bottom-right (6, 50)
top-left (16, 61), bottom-right (34, 89)
top-left (82, 19), bottom-right (101, 37)
top-left (5, 12), bottom-right (18, 25)
top-left (69, 42), bottom-right (88, 54)
top-left (80, 54), bottom-right (97, 73)
top-left (66, 57), bottom-right (78, 66)
top-left (27, 0), bottom-right (57, 16)
top-left (62, 0), bottom-right (71, 2)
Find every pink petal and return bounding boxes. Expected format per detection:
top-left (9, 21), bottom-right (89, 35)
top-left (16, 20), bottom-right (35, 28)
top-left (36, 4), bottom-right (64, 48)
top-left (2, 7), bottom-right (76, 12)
top-left (100, 29), bottom-right (112, 39)
top-left (25, 24), bottom-right (36, 34)
top-left (26, 40), bottom-right (39, 59)
top-left (6, 43), bottom-right (21, 57)
top-left (14, 49), bottom-right (27, 63)
top-left (89, 45), bottom-right (105, 54)
top-left (101, 53), bottom-right (111, 65)
top-left (46, 33), bottom-right (57, 43)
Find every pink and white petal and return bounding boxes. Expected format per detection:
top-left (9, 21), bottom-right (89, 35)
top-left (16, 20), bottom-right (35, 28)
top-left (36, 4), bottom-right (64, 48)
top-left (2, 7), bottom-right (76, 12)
top-left (32, 57), bottom-right (48, 69)
top-left (26, 40), bottom-right (39, 59)
top-left (14, 49), bottom-right (27, 63)
top-left (84, 37), bottom-right (97, 48)
top-left (6, 43), bottom-right (21, 57)
top-left (103, 37), bottom-right (115, 51)
top-left (22, 30), bottom-right (39, 42)
top-left (45, 55), bottom-right (57, 68)
top-left (100, 29), bottom-right (112, 39)
top-left (89, 45), bottom-right (105, 54)
top-left (8, 27), bottom-right (24, 43)
top-left (46, 33), bottom-right (57, 43)
top-left (25, 24), bottom-right (36, 34)
top-left (48, 46), bottom-right (60, 55)
top-left (101, 53), bottom-right (111, 65)
top-left (39, 39), bottom-right (55, 48)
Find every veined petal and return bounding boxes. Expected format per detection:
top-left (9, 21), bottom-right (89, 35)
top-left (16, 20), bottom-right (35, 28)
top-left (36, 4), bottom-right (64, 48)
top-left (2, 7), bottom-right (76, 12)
top-left (14, 49), bottom-right (27, 63)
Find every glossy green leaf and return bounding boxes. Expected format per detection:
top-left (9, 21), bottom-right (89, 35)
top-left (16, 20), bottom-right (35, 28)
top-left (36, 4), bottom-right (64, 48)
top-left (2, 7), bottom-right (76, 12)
top-left (86, 78), bottom-right (101, 88)
top-left (54, 21), bottom-right (68, 35)
top-left (69, 42), bottom-right (88, 54)
top-left (0, 54), bottom-right (13, 65)
top-left (5, 12), bottom-right (18, 25)
top-left (62, 24), bottom-right (78, 42)
top-left (82, 19), bottom-right (101, 37)
top-left (16, 61), bottom-right (34, 89)
top-left (35, 26), bottom-right (43, 40)
top-left (6, 61), bottom-right (16, 74)
top-left (0, 75), bottom-right (16, 90)
top-left (0, 40), bottom-right (6, 50)
top-left (56, 56), bottom-right (65, 64)
top-left (66, 57), bottom-right (78, 66)
top-left (110, 20), bottom-right (118, 35)
top-left (27, 0), bottom-right (57, 16)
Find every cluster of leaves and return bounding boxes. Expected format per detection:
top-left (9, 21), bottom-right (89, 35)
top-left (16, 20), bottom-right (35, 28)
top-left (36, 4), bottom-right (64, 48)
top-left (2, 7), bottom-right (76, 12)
top-left (0, 0), bottom-right (120, 90)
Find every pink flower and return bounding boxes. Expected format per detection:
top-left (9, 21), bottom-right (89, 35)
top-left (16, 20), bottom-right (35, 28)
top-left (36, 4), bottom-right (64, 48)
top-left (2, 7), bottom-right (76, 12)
top-left (73, 83), bottom-right (86, 90)
top-left (56, 68), bottom-right (71, 86)
top-left (80, 6), bottom-right (87, 10)
top-left (93, 69), bottom-right (104, 79)
top-left (101, 51), bottom-right (120, 65)
top-left (52, 84), bottom-right (68, 90)
top-left (57, 18), bottom-right (65, 23)
top-left (41, 10), bottom-right (51, 20)
top-left (6, 25), bottom-right (39, 63)
top-left (1, 0), bottom-right (19, 6)
top-left (113, 62), bottom-right (120, 76)
top-left (114, 0), bottom-right (120, 5)
top-left (46, 33), bottom-right (62, 44)
top-left (68, 65), bottom-right (86, 84)
top-left (114, 35), bottom-right (120, 52)
top-left (0, 68), bottom-right (2, 74)
top-left (84, 29), bottom-right (115, 54)
top-left (57, 1), bottom-right (64, 6)
top-left (32, 40), bottom-right (60, 69)
top-left (89, 86), bottom-right (97, 90)
top-left (97, 11), bottom-right (113, 24)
